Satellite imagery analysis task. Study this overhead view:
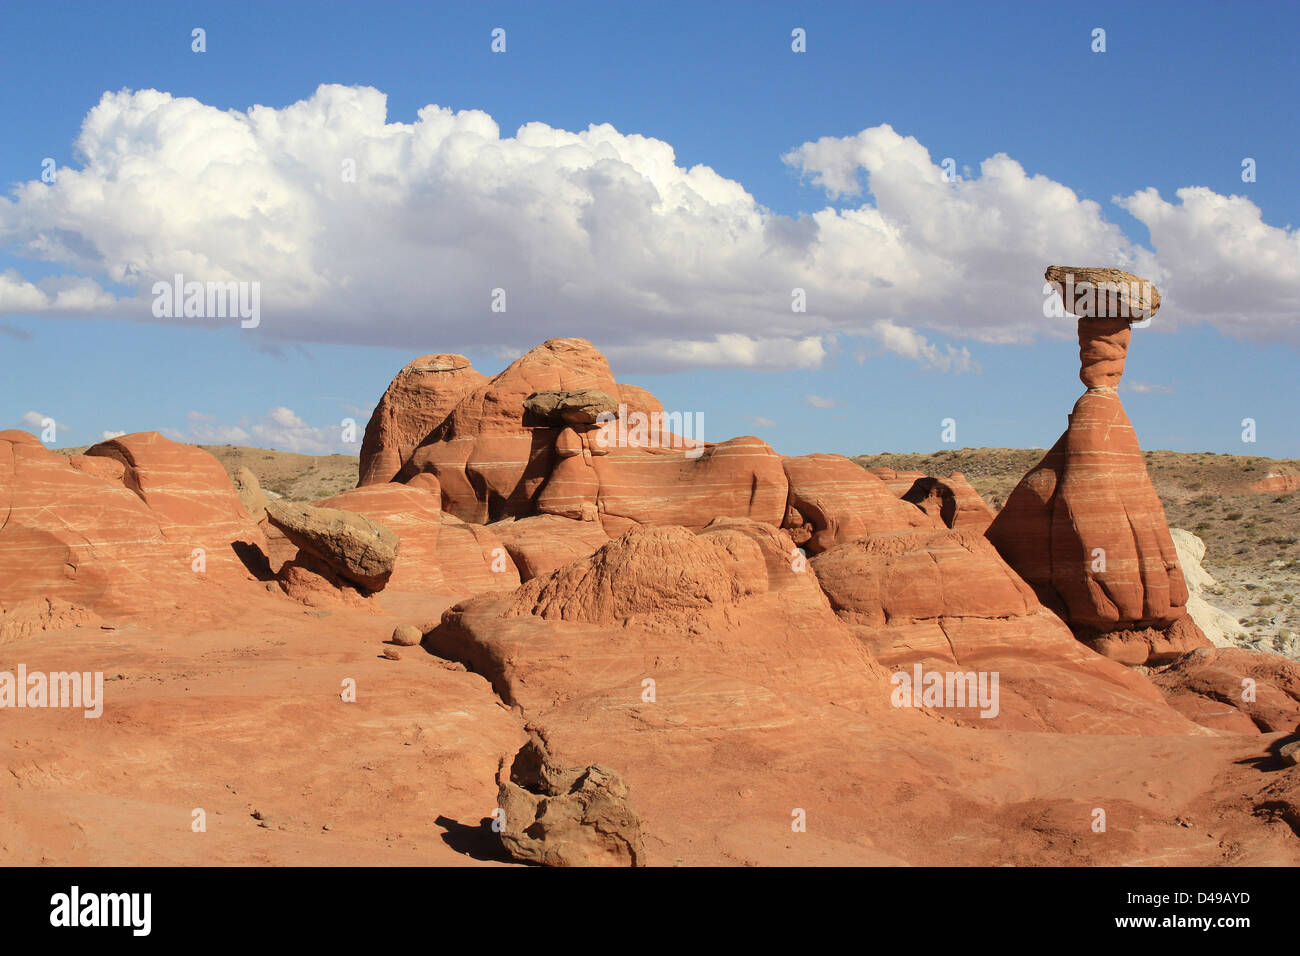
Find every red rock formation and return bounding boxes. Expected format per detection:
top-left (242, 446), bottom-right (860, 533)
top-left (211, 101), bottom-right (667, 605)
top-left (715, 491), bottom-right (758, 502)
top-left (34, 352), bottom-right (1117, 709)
top-left (317, 484), bottom-right (521, 596)
top-left (496, 733), bottom-right (645, 866)
top-left (810, 526), bottom-right (1190, 733)
top-left (277, 552), bottom-right (381, 610)
top-left (0, 597), bottom-right (101, 642)
top-left (0, 430), bottom-right (265, 618)
top-left (587, 436), bottom-right (787, 534)
top-left (357, 354), bottom-right (487, 487)
top-left (615, 383), bottom-right (663, 419)
top-left (868, 467), bottom-right (928, 497)
top-left (781, 454), bottom-right (936, 554)
top-left (986, 268), bottom-right (1209, 665)
top-left (317, 485), bottom-right (445, 592)
top-left (86, 431), bottom-right (266, 577)
top-left (364, 339), bottom-right (775, 536)
top-left (430, 523), bottom-right (889, 712)
top-left (400, 338), bottom-right (619, 522)
top-left (1150, 647), bottom-right (1300, 733)
top-left (1081, 616), bottom-right (1216, 666)
top-left (436, 515), bottom-right (521, 595)
top-left (812, 528), bottom-right (1039, 626)
top-left (491, 514), bottom-right (609, 582)
top-left (901, 472), bottom-right (996, 533)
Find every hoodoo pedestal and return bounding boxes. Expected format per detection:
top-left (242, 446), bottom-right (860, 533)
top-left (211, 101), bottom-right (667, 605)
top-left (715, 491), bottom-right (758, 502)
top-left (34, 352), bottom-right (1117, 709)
top-left (986, 266), bottom-right (1210, 665)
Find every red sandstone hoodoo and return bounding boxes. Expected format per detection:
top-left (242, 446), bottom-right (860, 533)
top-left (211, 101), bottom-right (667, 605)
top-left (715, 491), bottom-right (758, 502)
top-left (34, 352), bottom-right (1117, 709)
top-left (986, 267), bottom-right (1211, 665)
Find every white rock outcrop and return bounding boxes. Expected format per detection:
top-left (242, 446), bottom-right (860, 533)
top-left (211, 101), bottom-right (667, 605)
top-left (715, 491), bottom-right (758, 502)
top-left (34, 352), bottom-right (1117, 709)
top-left (1170, 528), bottom-right (1250, 649)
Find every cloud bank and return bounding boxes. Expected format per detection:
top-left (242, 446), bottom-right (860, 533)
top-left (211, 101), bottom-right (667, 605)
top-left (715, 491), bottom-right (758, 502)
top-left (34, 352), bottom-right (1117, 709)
top-left (1, 84), bottom-right (1296, 371)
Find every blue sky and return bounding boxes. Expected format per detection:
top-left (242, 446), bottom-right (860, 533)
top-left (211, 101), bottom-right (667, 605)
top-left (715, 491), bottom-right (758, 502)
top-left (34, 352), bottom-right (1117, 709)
top-left (1, 0), bottom-right (1297, 458)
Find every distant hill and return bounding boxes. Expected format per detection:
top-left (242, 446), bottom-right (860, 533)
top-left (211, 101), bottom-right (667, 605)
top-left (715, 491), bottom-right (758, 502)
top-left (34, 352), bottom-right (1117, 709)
top-left (57, 443), bottom-right (361, 502)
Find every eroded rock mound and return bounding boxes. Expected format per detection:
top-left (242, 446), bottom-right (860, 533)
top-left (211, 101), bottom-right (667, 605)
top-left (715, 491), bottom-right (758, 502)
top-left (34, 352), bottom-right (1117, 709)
top-left (901, 472), bottom-right (996, 533)
top-left (358, 353), bottom-right (487, 487)
top-left (496, 733), bottom-right (645, 867)
top-left (781, 454), bottom-right (935, 554)
top-left (85, 432), bottom-right (264, 555)
top-left (810, 525), bottom-right (1191, 733)
top-left (506, 525), bottom-right (765, 626)
top-left (315, 485), bottom-right (445, 592)
top-left (400, 338), bottom-right (619, 522)
top-left (0, 429), bottom-right (266, 618)
top-left (1150, 647), bottom-right (1300, 733)
top-left (812, 528), bottom-right (1039, 626)
top-left (491, 514), bottom-right (610, 582)
top-left (361, 338), bottom-right (781, 536)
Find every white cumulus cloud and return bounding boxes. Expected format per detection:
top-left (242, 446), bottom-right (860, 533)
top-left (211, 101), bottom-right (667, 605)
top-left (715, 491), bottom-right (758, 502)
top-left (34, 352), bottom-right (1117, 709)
top-left (166, 406), bottom-right (355, 454)
top-left (1, 86), bottom-right (1296, 372)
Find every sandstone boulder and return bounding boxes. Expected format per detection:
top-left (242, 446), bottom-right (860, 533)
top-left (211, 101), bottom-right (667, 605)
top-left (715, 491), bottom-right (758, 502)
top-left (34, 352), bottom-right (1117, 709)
top-left (265, 500), bottom-right (398, 591)
top-left (316, 484), bottom-right (444, 592)
top-left (391, 624), bottom-right (422, 646)
top-left (522, 388), bottom-right (620, 425)
top-left (1044, 265), bottom-right (1161, 323)
top-left (496, 733), bottom-right (645, 867)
